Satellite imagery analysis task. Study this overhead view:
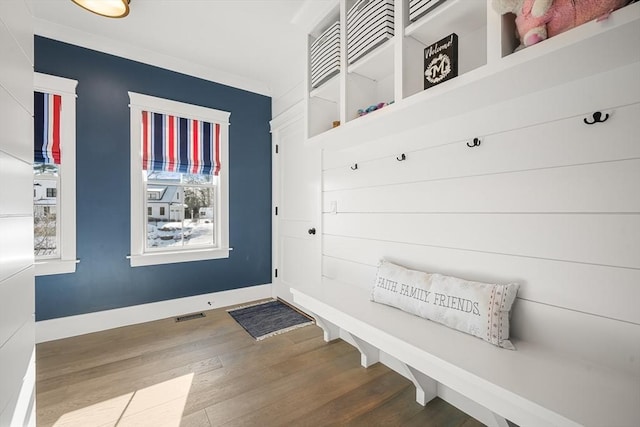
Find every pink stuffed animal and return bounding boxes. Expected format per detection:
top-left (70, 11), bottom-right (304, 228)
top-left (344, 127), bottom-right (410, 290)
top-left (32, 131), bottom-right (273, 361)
top-left (492, 0), bottom-right (630, 49)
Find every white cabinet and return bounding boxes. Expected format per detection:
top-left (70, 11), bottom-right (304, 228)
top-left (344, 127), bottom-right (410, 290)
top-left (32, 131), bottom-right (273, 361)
top-left (304, 0), bottom-right (640, 145)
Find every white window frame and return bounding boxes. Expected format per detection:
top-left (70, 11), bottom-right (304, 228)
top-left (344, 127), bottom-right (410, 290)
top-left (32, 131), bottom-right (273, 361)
top-left (128, 92), bottom-right (230, 267)
top-left (34, 73), bottom-right (78, 276)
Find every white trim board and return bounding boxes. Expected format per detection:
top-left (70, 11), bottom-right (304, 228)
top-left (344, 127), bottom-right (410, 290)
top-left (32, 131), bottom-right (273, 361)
top-left (36, 284), bottom-right (272, 343)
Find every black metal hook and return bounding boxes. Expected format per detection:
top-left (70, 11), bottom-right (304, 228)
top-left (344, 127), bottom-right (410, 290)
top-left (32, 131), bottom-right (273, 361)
top-left (350, 163), bottom-right (358, 170)
top-left (396, 153), bottom-right (406, 161)
top-left (466, 138), bottom-right (481, 148)
top-left (583, 111), bottom-right (609, 125)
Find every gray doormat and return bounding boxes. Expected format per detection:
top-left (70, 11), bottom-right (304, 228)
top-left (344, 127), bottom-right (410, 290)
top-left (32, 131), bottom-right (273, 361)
top-left (227, 299), bottom-right (314, 340)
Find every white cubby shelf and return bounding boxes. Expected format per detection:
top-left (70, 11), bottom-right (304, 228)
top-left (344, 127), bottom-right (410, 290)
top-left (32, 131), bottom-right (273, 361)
top-left (304, 0), bottom-right (640, 148)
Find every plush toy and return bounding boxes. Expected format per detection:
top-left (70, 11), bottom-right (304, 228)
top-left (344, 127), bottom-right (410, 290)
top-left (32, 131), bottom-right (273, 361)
top-left (492, 0), bottom-right (630, 49)
top-left (357, 101), bottom-right (394, 117)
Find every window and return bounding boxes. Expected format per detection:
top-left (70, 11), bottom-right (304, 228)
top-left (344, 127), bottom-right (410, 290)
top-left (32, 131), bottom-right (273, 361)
top-left (129, 92), bottom-right (230, 267)
top-left (34, 73), bottom-right (78, 276)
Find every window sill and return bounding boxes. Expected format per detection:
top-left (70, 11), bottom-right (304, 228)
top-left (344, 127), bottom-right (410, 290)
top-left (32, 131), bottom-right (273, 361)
top-left (129, 247), bottom-right (231, 267)
top-left (35, 259), bottom-right (79, 276)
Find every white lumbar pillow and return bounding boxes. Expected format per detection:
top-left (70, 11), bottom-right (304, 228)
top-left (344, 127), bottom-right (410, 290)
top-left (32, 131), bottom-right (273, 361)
top-left (371, 259), bottom-right (520, 349)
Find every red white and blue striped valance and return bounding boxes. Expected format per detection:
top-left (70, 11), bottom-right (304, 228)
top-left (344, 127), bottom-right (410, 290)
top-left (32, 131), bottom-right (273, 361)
top-left (34, 91), bottom-right (62, 165)
top-left (141, 111), bottom-right (221, 176)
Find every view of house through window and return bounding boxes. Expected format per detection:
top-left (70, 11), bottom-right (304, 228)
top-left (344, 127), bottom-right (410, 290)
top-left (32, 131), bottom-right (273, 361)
top-left (34, 163), bottom-right (59, 257)
top-left (144, 172), bottom-right (216, 250)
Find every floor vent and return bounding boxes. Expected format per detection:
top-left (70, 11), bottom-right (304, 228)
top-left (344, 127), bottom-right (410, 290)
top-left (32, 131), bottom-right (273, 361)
top-left (175, 312), bottom-right (206, 322)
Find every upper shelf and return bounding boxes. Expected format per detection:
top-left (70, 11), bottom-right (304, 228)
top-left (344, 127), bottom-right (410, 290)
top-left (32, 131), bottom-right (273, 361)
top-left (405, 0), bottom-right (486, 45)
top-left (347, 37), bottom-right (395, 81)
top-left (307, 1), bottom-right (640, 150)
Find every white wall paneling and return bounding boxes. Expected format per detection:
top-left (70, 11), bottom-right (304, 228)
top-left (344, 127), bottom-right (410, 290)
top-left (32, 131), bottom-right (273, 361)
top-left (0, 15), bottom-right (33, 114)
top-left (324, 213), bottom-right (639, 268)
top-left (0, 0), bottom-right (33, 64)
top-left (0, 217), bottom-right (34, 282)
top-left (0, 151), bottom-right (33, 217)
top-left (321, 62), bottom-right (640, 168)
top-left (323, 159), bottom-right (640, 214)
top-left (0, 268), bottom-right (34, 349)
top-left (323, 101), bottom-right (640, 192)
top-left (0, 318), bottom-right (34, 425)
top-left (299, 3), bottom-right (640, 425)
top-left (322, 235), bottom-right (640, 325)
top-left (0, 84), bottom-right (33, 162)
top-left (0, 1), bottom-right (35, 425)
top-left (314, 47), bottom-right (640, 423)
top-left (509, 298), bottom-right (640, 375)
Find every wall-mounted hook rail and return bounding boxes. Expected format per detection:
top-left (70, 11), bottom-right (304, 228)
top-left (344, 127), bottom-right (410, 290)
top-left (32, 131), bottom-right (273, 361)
top-left (583, 111), bottom-right (609, 125)
top-left (350, 163), bottom-right (358, 170)
top-left (396, 153), bottom-right (406, 161)
top-left (466, 138), bottom-right (481, 148)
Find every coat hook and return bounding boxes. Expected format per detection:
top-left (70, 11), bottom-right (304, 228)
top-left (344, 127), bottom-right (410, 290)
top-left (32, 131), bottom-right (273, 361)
top-left (466, 138), bottom-right (481, 148)
top-left (350, 163), bottom-right (358, 170)
top-left (583, 111), bottom-right (609, 125)
top-left (396, 153), bottom-right (406, 161)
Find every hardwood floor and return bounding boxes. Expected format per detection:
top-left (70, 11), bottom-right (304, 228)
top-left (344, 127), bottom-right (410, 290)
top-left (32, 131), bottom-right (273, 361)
top-left (36, 302), bottom-right (485, 427)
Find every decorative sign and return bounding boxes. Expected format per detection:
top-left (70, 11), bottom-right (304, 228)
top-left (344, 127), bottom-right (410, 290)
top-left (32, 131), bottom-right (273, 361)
top-left (424, 33), bottom-right (458, 89)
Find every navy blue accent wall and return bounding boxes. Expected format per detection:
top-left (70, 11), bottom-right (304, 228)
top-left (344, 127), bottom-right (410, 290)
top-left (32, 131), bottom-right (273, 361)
top-left (34, 37), bottom-right (272, 321)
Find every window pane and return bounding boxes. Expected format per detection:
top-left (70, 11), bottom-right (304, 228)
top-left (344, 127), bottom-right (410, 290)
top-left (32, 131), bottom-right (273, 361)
top-left (181, 174), bottom-right (214, 185)
top-left (34, 177), bottom-right (58, 257)
top-left (146, 185), bottom-right (184, 249)
top-left (34, 163), bottom-right (59, 177)
top-left (145, 170), bottom-right (181, 183)
top-left (182, 186), bottom-right (215, 247)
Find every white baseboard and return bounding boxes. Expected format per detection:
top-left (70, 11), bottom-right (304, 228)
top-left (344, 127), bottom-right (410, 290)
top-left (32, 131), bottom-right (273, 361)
top-left (36, 284), bottom-right (272, 343)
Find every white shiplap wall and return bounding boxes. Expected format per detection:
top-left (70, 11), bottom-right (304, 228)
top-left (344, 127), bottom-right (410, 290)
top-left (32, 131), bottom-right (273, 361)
top-left (321, 62), bottom-right (640, 376)
top-left (0, 1), bottom-right (35, 426)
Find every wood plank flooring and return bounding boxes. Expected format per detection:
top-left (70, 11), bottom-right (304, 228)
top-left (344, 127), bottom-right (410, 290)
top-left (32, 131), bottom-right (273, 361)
top-left (36, 302), bottom-right (485, 427)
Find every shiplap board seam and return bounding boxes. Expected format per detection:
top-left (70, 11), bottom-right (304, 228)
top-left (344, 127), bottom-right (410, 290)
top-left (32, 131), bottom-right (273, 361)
top-left (0, 81), bottom-right (31, 118)
top-left (320, 261), bottom-right (640, 327)
top-left (0, 316), bottom-right (31, 352)
top-left (321, 235), bottom-right (640, 271)
top-left (0, 264), bottom-right (32, 285)
top-left (322, 100), bottom-right (640, 171)
top-left (323, 157), bottom-right (640, 191)
top-left (0, 11), bottom-right (32, 68)
top-left (0, 148), bottom-right (33, 166)
top-left (322, 139), bottom-right (460, 172)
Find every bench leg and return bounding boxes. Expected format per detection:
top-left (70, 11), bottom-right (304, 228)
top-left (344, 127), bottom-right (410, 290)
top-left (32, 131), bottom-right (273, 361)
top-left (490, 412), bottom-right (509, 427)
top-left (314, 315), bottom-right (340, 342)
top-left (344, 332), bottom-right (380, 368)
top-left (404, 365), bottom-right (438, 406)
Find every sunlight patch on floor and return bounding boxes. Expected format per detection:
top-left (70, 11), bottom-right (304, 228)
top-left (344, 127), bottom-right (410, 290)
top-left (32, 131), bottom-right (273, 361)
top-left (53, 373), bottom-right (194, 427)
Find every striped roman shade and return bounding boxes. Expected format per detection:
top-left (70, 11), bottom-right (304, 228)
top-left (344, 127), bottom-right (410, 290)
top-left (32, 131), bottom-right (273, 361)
top-left (34, 91), bottom-right (62, 164)
top-left (141, 111), bottom-right (221, 176)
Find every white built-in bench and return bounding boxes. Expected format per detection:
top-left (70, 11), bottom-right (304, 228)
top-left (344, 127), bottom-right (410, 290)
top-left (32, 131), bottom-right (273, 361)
top-left (291, 278), bottom-right (640, 427)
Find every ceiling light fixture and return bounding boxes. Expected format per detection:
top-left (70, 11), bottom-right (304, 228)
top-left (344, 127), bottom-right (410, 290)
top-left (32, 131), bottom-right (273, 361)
top-left (70, 0), bottom-right (130, 18)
